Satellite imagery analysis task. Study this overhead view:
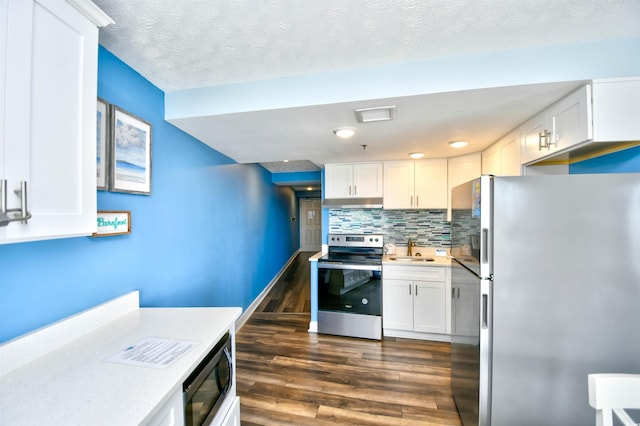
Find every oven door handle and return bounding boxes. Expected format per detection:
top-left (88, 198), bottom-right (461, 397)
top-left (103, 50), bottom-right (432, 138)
top-left (317, 262), bottom-right (381, 272)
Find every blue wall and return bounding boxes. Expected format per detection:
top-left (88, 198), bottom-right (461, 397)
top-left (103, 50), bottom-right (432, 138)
top-left (0, 47), bottom-right (299, 343)
top-left (570, 146), bottom-right (640, 174)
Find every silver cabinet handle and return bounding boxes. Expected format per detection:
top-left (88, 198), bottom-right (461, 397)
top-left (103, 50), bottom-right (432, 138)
top-left (409, 284), bottom-right (412, 295)
top-left (354, 185), bottom-right (357, 196)
top-left (415, 284), bottom-right (418, 296)
top-left (538, 129), bottom-right (551, 151)
top-left (538, 130), bottom-right (546, 150)
top-left (416, 196), bottom-right (419, 207)
top-left (0, 180), bottom-right (32, 227)
top-left (18, 181), bottom-right (30, 224)
top-left (410, 195), bottom-right (413, 207)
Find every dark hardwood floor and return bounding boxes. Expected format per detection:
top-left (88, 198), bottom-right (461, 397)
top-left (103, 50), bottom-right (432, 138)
top-left (235, 252), bottom-right (462, 425)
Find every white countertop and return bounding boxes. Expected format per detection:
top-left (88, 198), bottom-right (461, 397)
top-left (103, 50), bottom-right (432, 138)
top-left (0, 304), bottom-right (241, 425)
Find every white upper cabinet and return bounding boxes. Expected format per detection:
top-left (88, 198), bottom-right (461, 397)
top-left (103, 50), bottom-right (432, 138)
top-left (482, 130), bottom-right (521, 176)
top-left (481, 143), bottom-right (501, 176)
top-left (383, 159), bottom-right (447, 209)
top-left (520, 85), bottom-right (592, 164)
top-left (592, 77), bottom-right (640, 142)
top-left (414, 159), bottom-right (448, 209)
top-left (324, 162), bottom-right (383, 199)
top-left (519, 79), bottom-right (640, 166)
top-left (0, 0), bottom-right (111, 244)
top-left (520, 110), bottom-right (549, 165)
top-left (500, 132), bottom-right (522, 176)
top-left (547, 85), bottom-right (592, 153)
top-left (382, 161), bottom-right (413, 208)
top-left (447, 153), bottom-right (481, 219)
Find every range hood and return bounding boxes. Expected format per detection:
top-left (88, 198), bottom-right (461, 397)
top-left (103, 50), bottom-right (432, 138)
top-left (322, 197), bottom-right (383, 209)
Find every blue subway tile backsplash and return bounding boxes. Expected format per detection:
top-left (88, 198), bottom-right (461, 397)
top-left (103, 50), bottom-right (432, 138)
top-left (328, 209), bottom-right (451, 247)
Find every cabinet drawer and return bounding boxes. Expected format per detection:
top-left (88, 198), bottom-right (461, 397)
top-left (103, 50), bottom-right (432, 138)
top-left (383, 266), bottom-right (446, 281)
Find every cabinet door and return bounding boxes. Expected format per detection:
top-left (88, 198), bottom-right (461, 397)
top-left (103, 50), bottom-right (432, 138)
top-left (499, 131), bottom-right (521, 176)
top-left (220, 396), bottom-right (241, 426)
top-left (383, 161), bottom-right (413, 209)
top-left (520, 111), bottom-right (548, 164)
top-left (447, 153), bottom-right (481, 219)
top-left (413, 281), bottom-right (446, 334)
top-left (455, 283), bottom-right (479, 340)
top-left (448, 153), bottom-right (481, 191)
top-left (482, 143), bottom-right (501, 175)
top-left (382, 279), bottom-right (413, 331)
top-left (548, 85), bottom-right (592, 152)
top-left (2, 0), bottom-right (98, 243)
top-left (414, 159), bottom-right (447, 209)
top-left (592, 78), bottom-right (640, 141)
top-left (324, 163), bottom-right (353, 199)
top-left (352, 162), bottom-right (383, 198)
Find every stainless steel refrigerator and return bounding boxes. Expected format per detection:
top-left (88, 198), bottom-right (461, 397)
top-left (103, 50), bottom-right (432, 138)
top-left (450, 174), bottom-right (640, 426)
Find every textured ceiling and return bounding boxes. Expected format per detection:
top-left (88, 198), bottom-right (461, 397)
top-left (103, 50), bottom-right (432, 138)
top-left (93, 0), bottom-right (640, 173)
top-left (95, 0), bottom-right (640, 92)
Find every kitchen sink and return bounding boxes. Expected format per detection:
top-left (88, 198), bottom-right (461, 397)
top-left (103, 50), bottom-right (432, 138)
top-left (388, 256), bottom-right (435, 262)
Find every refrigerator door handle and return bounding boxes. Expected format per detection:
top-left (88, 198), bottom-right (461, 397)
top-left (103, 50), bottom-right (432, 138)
top-left (482, 228), bottom-right (489, 264)
top-left (481, 293), bottom-right (488, 329)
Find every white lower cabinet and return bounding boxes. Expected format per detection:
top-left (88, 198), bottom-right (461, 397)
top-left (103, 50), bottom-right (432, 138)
top-left (451, 277), bottom-right (479, 343)
top-left (221, 396), bottom-right (241, 426)
top-left (383, 265), bottom-right (449, 340)
top-left (146, 388), bottom-right (183, 426)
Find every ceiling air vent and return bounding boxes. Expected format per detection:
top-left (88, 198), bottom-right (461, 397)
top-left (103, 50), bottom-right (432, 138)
top-left (354, 106), bottom-right (396, 123)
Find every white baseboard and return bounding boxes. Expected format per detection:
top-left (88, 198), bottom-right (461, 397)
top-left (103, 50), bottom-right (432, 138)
top-left (235, 250), bottom-right (300, 331)
top-left (308, 320), bottom-right (318, 333)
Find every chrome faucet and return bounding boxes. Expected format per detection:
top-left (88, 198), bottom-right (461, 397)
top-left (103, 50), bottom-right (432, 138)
top-left (407, 237), bottom-right (414, 256)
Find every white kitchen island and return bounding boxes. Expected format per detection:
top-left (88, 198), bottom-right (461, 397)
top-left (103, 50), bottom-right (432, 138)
top-left (0, 291), bottom-right (241, 425)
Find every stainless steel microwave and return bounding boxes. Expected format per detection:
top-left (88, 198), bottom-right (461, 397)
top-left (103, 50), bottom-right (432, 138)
top-left (183, 332), bottom-right (233, 425)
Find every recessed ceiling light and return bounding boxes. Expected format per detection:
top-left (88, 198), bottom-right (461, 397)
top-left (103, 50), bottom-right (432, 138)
top-left (409, 152), bottom-right (425, 159)
top-left (354, 106), bottom-right (396, 123)
top-left (449, 140), bottom-right (469, 148)
top-left (333, 128), bottom-right (356, 139)
top-left (306, 187), bottom-right (313, 191)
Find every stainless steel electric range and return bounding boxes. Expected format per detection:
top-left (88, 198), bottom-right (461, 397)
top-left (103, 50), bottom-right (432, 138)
top-left (317, 233), bottom-right (383, 340)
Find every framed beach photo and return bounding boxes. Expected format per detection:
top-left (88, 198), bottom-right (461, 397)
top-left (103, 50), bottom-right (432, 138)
top-left (96, 98), bottom-right (110, 190)
top-left (109, 106), bottom-right (152, 195)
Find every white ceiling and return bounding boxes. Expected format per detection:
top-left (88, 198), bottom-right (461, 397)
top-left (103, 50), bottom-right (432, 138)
top-left (93, 0), bottom-right (640, 174)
